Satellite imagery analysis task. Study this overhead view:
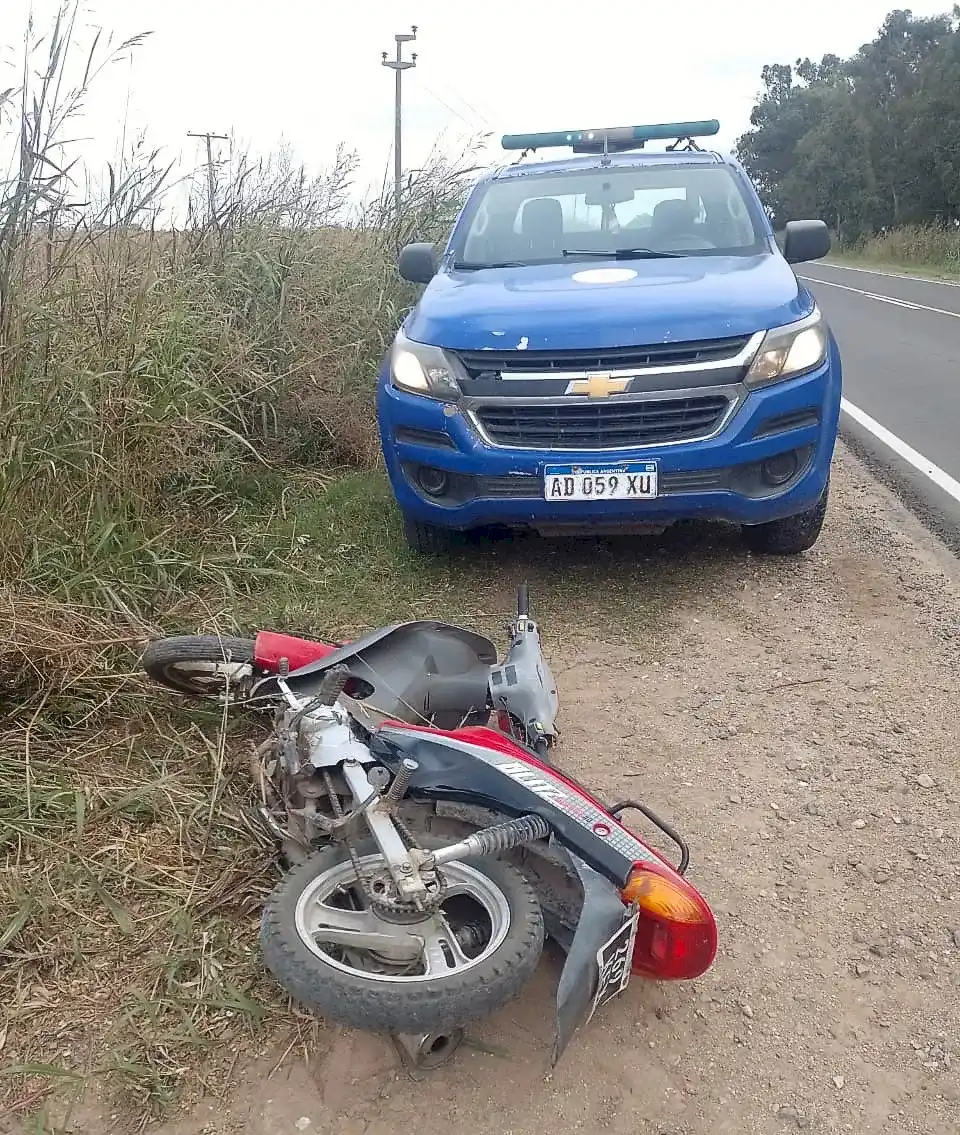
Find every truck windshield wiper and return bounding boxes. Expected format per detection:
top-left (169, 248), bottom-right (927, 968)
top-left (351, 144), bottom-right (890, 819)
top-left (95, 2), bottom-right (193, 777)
top-left (453, 260), bottom-right (529, 270)
top-left (562, 247), bottom-right (684, 260)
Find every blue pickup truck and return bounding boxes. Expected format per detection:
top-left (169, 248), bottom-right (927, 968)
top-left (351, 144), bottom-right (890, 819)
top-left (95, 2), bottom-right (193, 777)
top-left (376, 120), bottom-right (841, 555)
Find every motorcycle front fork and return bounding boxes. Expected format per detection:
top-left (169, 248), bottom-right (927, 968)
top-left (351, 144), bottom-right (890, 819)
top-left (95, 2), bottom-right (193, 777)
top-left (339, 759), bottom-right (433, 904)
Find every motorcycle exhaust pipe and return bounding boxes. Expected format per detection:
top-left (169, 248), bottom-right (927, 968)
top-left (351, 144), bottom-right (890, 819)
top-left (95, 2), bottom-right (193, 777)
top-left (393, 1028), bottom-right (464, 1070)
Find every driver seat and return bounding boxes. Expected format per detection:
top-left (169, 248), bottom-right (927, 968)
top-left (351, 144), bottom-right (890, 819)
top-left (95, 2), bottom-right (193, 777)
top-left (520, 197), bottom-right (564, 257)
top-left (650, 198), bottom-right (698, 245)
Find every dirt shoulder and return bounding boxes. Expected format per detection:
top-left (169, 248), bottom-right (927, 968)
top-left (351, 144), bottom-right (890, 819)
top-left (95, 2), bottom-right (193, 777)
top-left (62, 444), bottom-right (960, 1135)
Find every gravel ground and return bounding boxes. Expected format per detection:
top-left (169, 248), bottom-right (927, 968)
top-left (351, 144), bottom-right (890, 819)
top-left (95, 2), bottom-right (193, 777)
top-left (70, 444), bottom-right (960, 1135)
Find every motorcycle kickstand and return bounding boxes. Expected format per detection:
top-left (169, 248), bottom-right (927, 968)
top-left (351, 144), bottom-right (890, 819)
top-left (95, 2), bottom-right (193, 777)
top-left (390, 1029), bottom-right (465, 1076)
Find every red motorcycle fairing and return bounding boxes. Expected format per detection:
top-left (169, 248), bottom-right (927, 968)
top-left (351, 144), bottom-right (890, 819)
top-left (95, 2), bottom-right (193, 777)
top-left (253, 631), bottom-right (340, 672)
top-left (370, 723), bottom-right (668, 889)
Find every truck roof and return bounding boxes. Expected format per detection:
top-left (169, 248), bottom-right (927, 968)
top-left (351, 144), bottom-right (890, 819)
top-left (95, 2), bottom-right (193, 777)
top-left (487, 149), bottom-right (727, 183)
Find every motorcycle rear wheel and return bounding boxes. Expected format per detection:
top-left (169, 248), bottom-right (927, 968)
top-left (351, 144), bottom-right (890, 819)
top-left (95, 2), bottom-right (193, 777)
top-left (259, 837), bottom-right (545, 1034)
top-left (140, 635), bottom-right (261, 702)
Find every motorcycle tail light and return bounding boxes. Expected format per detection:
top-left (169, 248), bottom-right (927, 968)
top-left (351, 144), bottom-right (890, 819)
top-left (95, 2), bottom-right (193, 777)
top-left (621, 861), bottom-right (718, 981)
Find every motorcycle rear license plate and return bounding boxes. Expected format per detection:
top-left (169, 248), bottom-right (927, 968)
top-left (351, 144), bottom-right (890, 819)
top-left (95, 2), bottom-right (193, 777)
top-left (543, 462), bottom-right (658, 502)
top-left (586, 903), bottom-right (640, 1024)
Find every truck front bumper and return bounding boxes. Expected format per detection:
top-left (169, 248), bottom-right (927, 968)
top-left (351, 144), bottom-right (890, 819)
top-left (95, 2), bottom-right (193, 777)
top-left (376, 345), bottom-right (841, 533)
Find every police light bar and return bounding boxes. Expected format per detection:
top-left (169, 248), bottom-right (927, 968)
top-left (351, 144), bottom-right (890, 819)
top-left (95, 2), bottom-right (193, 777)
top-left (501, 120), bottom-right (720, 154)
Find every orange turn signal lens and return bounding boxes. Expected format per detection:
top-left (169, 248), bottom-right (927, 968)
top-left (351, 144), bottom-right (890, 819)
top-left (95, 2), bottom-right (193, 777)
top-left (622, 864), bottom-right (709, 924)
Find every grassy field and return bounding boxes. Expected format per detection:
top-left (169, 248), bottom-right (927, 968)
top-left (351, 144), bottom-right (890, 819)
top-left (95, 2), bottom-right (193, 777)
top-left (0, 11), bottom-right (487, 1126)
top-left (836, 222), bottom-right (960, 278)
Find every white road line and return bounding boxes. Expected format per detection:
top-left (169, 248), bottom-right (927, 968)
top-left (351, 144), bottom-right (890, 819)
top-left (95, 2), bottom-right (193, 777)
top-left (819, 261), bottom-right (960, 288)
top-left (800, 275), bottom-right (960, 319)
top-left (841, 397), bottom-right (960, 504)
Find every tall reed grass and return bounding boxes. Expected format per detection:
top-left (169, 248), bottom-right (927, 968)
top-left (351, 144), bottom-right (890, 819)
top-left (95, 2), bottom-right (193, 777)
top-left (0, 4), bottom-right (482, 1123)
top-left (842, 222), bottom-right (960, 273)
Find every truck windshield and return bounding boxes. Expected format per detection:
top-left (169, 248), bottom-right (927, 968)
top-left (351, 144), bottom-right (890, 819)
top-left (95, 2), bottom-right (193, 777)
top-left (453, 164), bottom-right (765, 269)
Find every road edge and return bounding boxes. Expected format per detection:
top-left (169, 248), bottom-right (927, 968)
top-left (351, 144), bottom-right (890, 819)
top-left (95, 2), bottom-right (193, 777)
top-left (835, 431), bottom-right (960, 571)
top-left (823, 257), bottom-right (960, 287)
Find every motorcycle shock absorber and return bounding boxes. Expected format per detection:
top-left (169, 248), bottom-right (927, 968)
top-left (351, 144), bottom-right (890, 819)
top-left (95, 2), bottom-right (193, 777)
top-left (426, 813), bottom-right (551, 867)
top-left (386, 758), bottom-right (419, 805)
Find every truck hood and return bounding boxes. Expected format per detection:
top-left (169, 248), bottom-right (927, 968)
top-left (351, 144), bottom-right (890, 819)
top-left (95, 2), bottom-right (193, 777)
top-left (404, 253), bottom-right (813, 352)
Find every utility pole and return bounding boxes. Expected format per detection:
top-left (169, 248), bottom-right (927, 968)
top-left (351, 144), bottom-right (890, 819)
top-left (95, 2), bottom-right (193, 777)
top-left (187, 131), bottom-right (229, 224)
top-left (381, 27), bottom-right (417, 219)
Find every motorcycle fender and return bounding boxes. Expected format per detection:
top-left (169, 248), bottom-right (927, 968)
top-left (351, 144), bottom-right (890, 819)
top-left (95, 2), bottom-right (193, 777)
top-left (551, 843), bottom-right (630, 1066)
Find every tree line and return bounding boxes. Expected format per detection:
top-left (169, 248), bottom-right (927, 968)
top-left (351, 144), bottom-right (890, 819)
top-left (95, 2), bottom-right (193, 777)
top-left (736, 7), bottom-right (960, 241)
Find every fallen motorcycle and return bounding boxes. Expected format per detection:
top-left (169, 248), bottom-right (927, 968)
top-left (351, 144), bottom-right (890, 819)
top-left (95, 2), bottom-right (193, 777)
top-left (141, 583), bottom-right (560, 756)
top-left (140, 587), bottom-right (717, 1068)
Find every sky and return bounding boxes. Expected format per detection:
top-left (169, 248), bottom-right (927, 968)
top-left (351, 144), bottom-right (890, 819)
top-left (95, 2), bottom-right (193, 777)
top-left (1, 0), bottom-right (953, 213)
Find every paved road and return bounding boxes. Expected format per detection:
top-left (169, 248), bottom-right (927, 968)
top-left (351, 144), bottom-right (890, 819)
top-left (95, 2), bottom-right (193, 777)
top-left (799, 261), bottom-right (960, 545)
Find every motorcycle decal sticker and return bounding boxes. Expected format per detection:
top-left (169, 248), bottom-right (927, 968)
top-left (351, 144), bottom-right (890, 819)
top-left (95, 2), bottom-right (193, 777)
top-left (492, 757), bottom-right (657, 864)
top-left (381, 726), bottom-right (659, 865)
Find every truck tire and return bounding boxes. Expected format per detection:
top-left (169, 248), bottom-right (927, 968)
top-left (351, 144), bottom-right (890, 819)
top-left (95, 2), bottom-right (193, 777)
top-left (741, 479), bottom-right (829, 556)
top-left (402, 515), bottom-right (456, 555)
top-left (259, 837), bottom-right (545, 1034)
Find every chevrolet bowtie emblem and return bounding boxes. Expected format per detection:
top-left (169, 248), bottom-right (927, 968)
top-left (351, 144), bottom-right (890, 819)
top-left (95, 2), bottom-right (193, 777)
top-left (566, 373), bottom-right (630, 398)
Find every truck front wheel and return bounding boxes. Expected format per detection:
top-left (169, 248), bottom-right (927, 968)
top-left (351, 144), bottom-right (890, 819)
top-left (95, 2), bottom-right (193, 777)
top-left (402, 515), bottom-right (456, 555)
top-left (741, 479), bottom-right (829, 556)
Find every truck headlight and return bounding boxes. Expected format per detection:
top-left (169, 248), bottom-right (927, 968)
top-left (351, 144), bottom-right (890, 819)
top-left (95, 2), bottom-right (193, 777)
top-left (390, 329), bottom-right (462, 400)
top-left (745, 309), bottom-right (828, 388)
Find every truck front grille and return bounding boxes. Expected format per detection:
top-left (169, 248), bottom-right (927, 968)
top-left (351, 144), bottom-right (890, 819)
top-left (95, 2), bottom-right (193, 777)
top-left (474, 395), bottom-right (730, 449)
top-left (456, 336), bottom-right (751, 378)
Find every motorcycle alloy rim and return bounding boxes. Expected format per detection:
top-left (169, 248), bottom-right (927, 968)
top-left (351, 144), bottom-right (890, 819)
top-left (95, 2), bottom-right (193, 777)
top-left (293, 853), bottom-right (512, 983)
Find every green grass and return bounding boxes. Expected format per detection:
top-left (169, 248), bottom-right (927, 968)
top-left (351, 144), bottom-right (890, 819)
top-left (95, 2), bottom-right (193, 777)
top-left (236, 469), bottom-right (741, 649)
top-left (836, 223), bottom-right (960, 279)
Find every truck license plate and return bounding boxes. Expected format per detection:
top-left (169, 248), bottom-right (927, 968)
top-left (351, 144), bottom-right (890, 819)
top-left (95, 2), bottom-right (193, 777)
top-left (544, 462), bottom-right (658, 502)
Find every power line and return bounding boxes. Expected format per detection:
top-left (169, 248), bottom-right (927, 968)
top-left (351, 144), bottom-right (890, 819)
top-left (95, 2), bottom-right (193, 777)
top-left (437, 83), bottom-right (494, 130)
top-left (420, 83), bottom-right (482, 132)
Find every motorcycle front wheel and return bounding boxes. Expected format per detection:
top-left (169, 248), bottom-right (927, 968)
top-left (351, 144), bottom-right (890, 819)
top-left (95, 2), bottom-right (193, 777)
top-left (140, 635), bottom-right (262, 702)
top-left (259, 837), bottom-right (545, 1034)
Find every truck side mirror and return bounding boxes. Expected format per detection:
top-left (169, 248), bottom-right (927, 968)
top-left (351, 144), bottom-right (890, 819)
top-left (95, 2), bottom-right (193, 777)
top-left (782, 220), bottom-right (831, 265)
top-left (399, 242), bottom-right (439, 284)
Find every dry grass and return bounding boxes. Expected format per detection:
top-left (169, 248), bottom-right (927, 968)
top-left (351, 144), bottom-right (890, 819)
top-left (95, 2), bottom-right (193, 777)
top-left (0, 595), bottom-right (274, 1122)
top-left (0, 5), bottom-right (483, 1127)
top-left (840, 222), bottom-right (960, 275)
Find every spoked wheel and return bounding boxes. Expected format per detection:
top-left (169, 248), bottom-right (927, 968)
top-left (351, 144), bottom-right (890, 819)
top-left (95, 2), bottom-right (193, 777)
top-left (259, 837), bottom-right (545, 1034)
top-left (140, 635), bottom-right (263, 704)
